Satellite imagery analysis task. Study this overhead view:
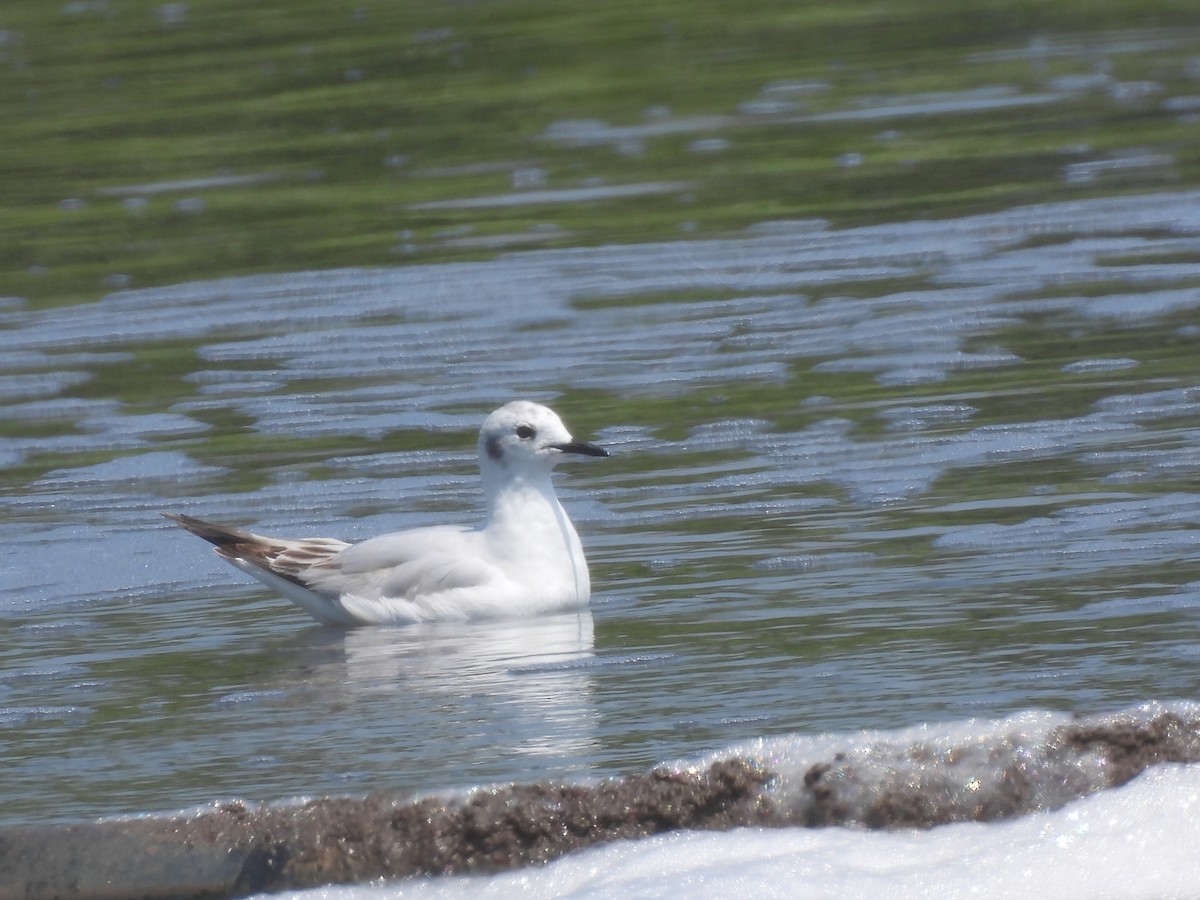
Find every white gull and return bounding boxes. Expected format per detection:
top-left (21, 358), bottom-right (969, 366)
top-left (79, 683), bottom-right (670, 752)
top-left (165, 401), bottom-right (607, 626)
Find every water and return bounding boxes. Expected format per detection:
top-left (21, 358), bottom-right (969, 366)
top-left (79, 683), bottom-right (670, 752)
top-left (6, 29), bottom-right (1200, 889)
top-left (3, 186), bottom-right (1200, 833)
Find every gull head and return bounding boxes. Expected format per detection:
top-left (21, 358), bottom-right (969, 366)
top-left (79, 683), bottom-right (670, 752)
top-left (478, 401), bottom-right (608, 474)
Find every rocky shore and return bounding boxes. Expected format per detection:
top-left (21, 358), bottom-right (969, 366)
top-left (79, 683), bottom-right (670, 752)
top-left (3, 710), bottom-right (1197, 899)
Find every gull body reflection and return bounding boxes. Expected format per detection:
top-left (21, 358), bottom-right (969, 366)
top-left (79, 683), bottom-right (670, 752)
top-left (334, 611), bottom-right (598, 770)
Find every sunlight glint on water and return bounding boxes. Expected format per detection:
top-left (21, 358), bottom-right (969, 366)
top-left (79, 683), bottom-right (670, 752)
top-left (1, 188), bottom-right (1199, 828)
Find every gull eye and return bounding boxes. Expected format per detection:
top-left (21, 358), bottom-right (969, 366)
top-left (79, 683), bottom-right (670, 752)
top-left (515, 424), bottom-right (535, 440)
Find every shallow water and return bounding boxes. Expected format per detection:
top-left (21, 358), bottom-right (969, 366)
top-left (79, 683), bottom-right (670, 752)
top-left (2, 183), bottom-right (1200, 828)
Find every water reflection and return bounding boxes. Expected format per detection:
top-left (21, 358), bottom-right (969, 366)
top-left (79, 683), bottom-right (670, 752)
top-left (336, 612), bottom-right (598, 763)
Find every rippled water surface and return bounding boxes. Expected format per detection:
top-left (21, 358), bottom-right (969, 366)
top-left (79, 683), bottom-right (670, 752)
top-left (3, 183), bottom-right (1200, 825)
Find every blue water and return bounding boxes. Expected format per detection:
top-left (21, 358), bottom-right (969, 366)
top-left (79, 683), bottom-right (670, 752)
top-left (2, 186), bottom-right (1200, 895)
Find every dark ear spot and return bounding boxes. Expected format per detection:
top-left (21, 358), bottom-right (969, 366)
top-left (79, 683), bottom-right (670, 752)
top-left (485, 434), bottom-right (503, 461)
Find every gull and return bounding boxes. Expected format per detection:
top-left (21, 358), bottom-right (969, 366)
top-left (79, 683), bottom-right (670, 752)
top-left (165, 401), bottom-right (607, 626)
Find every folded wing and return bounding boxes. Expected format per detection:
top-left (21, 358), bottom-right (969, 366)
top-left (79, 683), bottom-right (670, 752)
top-left (165, 513), bottom-right (503, 625)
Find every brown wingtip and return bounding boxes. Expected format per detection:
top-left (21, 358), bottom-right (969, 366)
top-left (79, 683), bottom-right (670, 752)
top-left (162, 512), bottom-right (256, 549)
top-left (166, 512), bottom-right (344, 593)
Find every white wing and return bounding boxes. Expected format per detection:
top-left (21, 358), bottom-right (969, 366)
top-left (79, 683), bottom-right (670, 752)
top-left (309, 526), bottom-right (508, 624)
top-left (165, 514), bottom-right (504, 625)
